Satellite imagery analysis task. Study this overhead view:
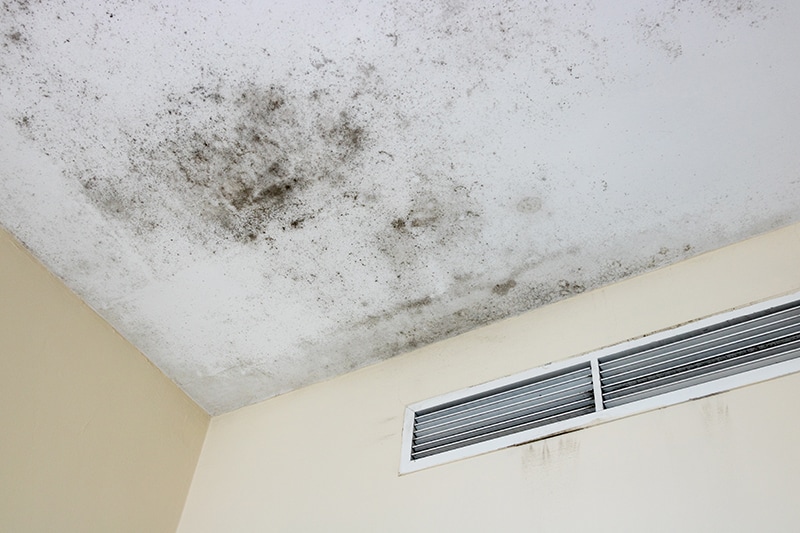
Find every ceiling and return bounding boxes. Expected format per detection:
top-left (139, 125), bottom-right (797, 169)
top-left (1, 0), bottom-right (798, 415)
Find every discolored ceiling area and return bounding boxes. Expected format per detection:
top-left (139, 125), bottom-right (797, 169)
top-left (1, 0), bottom-right (799, 414)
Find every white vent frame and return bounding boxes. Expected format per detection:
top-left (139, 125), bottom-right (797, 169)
top-left (400, 291), bottom-right (800, 474)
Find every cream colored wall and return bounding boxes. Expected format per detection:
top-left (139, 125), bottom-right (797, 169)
top-left (0, 228), bottom-right (209, 533)
top-left (179, 222), bottom-right (800, 533)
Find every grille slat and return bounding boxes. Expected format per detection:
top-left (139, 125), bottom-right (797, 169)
top-left (411, 402), bottom-right (595, 460)
top-left (601, 305), bottom-right (800, 374)
top-left (413, 381), bottom-right (594, 444)
top-left (599, 301), bottom-right (800, 407)
top-left (601, 322), bottom-right (800, 388)
top-left (415, 365), bottom-right (590, 425)
top-left (414, 374), bottom-right (593, 435)
top-left (412, 394), bottom-right (595, 453)
top-left (603, 339), bottom-right (800, 408)
top-left (410, 363), bottom-right (594, 459)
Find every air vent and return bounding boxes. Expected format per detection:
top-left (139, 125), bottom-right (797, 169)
top-left (411, 363), bottom-right (594, 460)
top-left (599, 302), bottom-right (800, 408)
top-left (401, 292), bottom-right (800, 473)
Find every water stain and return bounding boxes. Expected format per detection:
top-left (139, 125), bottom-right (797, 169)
top-left (521, 434), bottom-right (581, 473)
top-left (701, 397), bottom-right (730, 429)
top-left (516, 196), bottom-right (542, 214)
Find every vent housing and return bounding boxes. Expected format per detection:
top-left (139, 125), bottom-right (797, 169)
top-left (400, 293), bottom-right (800, 473)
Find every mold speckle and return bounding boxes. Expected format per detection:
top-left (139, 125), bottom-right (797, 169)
top-left (403, 295), bottom-right (433, 309)
top-left (391, 217), bottom-right (406, 230)
top-left (635, 0), bottom-right (772, 58)
top-left (492, 279), bottom-right (517, 296)
top-left (323, 112), bottom-right (365, 158)
top-left (14, 114), bottom-right (31, 131)
top-left (557, 279), bottom-right (585, 296)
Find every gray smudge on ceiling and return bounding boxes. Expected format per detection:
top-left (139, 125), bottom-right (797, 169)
top-left (1, 0), bottom-right (798, 414)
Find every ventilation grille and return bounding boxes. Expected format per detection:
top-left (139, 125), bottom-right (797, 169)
top-left (411, 363), bottom-right (594, 460)
top-left (599, 301), bottom-right (800, 408)
top-left (404, 295), bottom-right (800, 468)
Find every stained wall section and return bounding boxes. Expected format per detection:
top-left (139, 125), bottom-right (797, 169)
top-left (0, 228), bottom-right (209, 533)
top-left (178, 222), bottom-right (800, 532)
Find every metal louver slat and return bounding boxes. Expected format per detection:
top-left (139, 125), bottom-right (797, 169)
top-left (413, 376), bottom-right (593, 442)
top-left (410, 362), bottom-right (594, 459)
top-left (411, 395), bottom-right (594, 456)
top-left (415, 370), bottom-right (591, 433)
top-left (415, 366), bottom-right (590, 425)
top-left (599, 301), bottom-right (800, 408)
top-left (603, 340), bottom-right (800, 408)
top-left (601, 306), bottom-right (800, 378)
top-left (413, 387), bottom-right (593, 447)
top-left (601, 323), bottom-right (800, 395)
top-left (410, 403), bottom-right (596, 459)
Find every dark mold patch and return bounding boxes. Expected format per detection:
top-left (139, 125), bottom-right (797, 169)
top-left (389, 197), bottom-right (451, 234)
top-left (492, 279), bottom-right (517, 296)
top-left (409, 212), bottom-right (440, 228)
top-left (558, 279), bottom-right (585, 296)
top-left (372, 173), bottom-right (485, 303)
top-left (322, 112), bottom-right (365, 159)
top-left (402, 295), bottom-right (433, 310)
top-left (85, 80), bottom-right (374, 244)
top-left (14, 113), bottom-right (31, 131)
top-left (0, 0), bottom-right (38, 61)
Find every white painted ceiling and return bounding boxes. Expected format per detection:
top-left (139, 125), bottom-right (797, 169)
top-left (2, 0), bottom-right (799, 414)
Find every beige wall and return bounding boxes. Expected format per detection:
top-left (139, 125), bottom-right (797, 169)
top-left (0, 228), bottom-right (209, 533)
top-left (179, 222), bottom-right (800, 532)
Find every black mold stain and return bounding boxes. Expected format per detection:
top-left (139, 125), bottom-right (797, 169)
top-left (14, 114), bottom-right (31, 130)
top-left (1, 0), bottom-right (38, 58)
top-left (409, 212), bottom-right (440, 228)
top-left (87, 79), bottom-right (373, 244)
top-left (323, 112), bottom-right (365, 159)
top-left (402, 295), bottom-right (433, 310)
top-left (557, 279), bottom-right (585, 297)
top-left (374, 175), bottom-right (484, 297)
top-left (492, 279), bottom-right (517, 296)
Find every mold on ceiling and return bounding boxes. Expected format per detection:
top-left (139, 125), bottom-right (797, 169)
top-left (1, 0), bottom-right (798, 414)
